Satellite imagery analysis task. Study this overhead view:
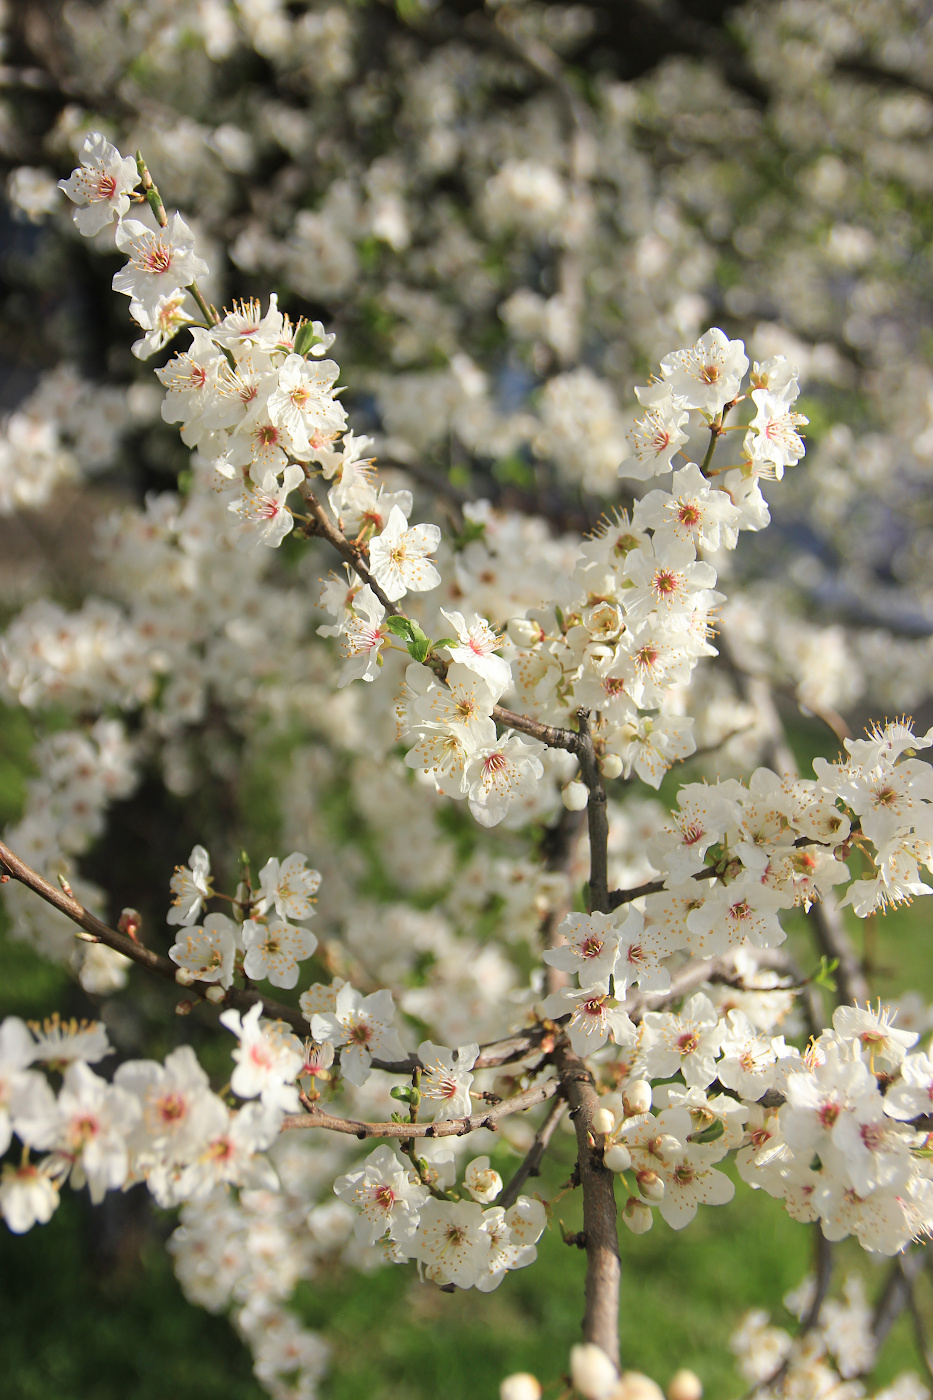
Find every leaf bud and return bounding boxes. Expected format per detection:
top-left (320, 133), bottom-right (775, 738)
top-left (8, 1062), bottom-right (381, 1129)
top-left (622, 1197), bottom-right (653, 1234)
top-left (622, 1079), bottom-right (652, 1116)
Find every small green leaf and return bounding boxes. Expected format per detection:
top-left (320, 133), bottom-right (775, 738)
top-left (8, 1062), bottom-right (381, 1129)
top-left (431, 638), bottom-right (457, 651)
top-left (408, 639), bottom-right (431, 664)
top-left (812, 956), bottom-right (839, 993)
top-left (294, 322), bottom-right (324, 357)
top-left (688, 1119), bottom-right (725, 1145)
top-left (390, 1085), bottom-right (413, 1103)
top-left (385, 617), bottom-right (415, 640)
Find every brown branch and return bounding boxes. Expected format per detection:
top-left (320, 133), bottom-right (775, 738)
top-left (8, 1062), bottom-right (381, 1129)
top-left (553, 1037), bottom-right (620, 1367)
top-left (0, 836), bottom-right (553, 1075)
top-left (282, 1077), bottom-right (559, 1137)
top-left (574, 708), bottom-right (610, 916)
top-left (499, 1092), bottom-right (568, 1210)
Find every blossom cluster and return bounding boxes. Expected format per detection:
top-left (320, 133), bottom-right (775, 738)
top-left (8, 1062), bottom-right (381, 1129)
top-left (334, 1143), bottom-right (546, 1293)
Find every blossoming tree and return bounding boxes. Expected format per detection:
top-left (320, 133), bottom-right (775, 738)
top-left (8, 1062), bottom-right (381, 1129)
top-left (3, 4), bottom-right (933, 1399)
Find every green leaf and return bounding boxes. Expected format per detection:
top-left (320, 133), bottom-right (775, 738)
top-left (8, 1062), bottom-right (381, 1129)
top-left (390, 1085), bottom-right (413, 1103)
top-left (385, 617), bottom-right (415, 640)
top-left (431, 638), bottom-right (457, 651)
top-left (294, 322), bottom-right (324, 357)
top-left (688, 1119), bottom-right (725, 1145)
top-left (408, 639), bottom-right (431, 664)
top-left (812, 956), bottom-right (839, 993)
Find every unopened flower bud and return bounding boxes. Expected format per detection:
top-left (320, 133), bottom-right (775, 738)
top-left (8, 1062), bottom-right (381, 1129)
top-left (500, 1374), bottom-right (542, 1400)
top-left (667, 1370), bottom-right (703, 1400)
top-left (562, 781), bottom-right (589, 811)
top-left (603, 1143), bottom-right (632, 1174)
top-left (204, 985), bottom-right (226, 1004)
top-left (175, 966), bottom-right (196, 986)
top-left (622, 1197), bottom-right (653, 1234)
top-left (175, 999), bottom-right (195, 1016)
top-left (571, 1343), bottom-right (618, 1399)
top-left (636, 1169), bottom-right (665, 1202)
top-left (592, 1106), bottom-right (615, 1136)
top-left (599, 753), bottom-right (624, 780)
top-left (653, 1134), bottom-right (681, 1163)
top-left (118, 907), bottom-right (142, 940)
top-left (507, 617), bottom-right (545, 647)
top-left (622, 1079), bottom-right (652, 1116)
top-left (616, 1373), bottom-right (665, 1400)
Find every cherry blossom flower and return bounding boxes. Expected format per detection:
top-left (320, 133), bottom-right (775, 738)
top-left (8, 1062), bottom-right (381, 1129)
top-left (417, 1040), bottom-right (479, 1120)
top-left (219, 1003), bottom-right (303, 1112)
top-left (242, 918), bottom-right (318, 989)
top-left (310, 985), bottom-right (407, 1087)
top-left (169, 913), bottom-right (237, 990)
top-left (410, 1197), bottom-right (492, 1288)
top-left (58, 132), bottom-right (139, 236)
top-left (112, 213), bottom-right (209, 314)
top-left (256, 853), bottom-right (321, 922)
top-left (336, 586), bottom-right (389, 686)
top-left (0, 1159), bottom-right (61, 1233)
top-left (229, 464), bottom-right (304, 550)
top-left (542, 912), bottom-right (621, 987)
top-left (167, 844), bottom-right (213, 926)
top-left (619, 380), bottom-right (690, 480)
top-left (368, 505), bottom-right (441, 601)
top-left (440, 609), bottom-right (512, 695)
top-left (464, 733), bottom-right (546, 826)
top-left (541, 985), bottom-right (636, 1057)
top-left (661, 328), bottom-right (749, 416)
top-left (334, 1144), bottom-right (429, 1246)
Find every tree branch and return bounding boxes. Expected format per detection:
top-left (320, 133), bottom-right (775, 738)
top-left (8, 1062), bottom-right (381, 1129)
top-left (574, 708), bottom-right (610, 916)
top-left (282, 1077), bottom-right (559, 1137)
top-left (554, 1037), bottom-right (621, 1367)
top-left (0, 837), bottom-right (552, 1075)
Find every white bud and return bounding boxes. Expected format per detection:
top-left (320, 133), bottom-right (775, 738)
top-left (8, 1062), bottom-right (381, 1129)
top-left (599, 753), bottom-right (624, 780)
top-left (667, 1370), bottom-right (703, 1400)
top-left (653, 1134), bottom-right (681, 1163)
top-left (603, 1143), bottom-right (632, 1174)
top-left (592, 1107), bottom-right (615, 1136)
top-left (507, 617), bottom-right (545, 647)
top-left (571, 1343), bottom-right (619, 1400)
top-left (622, 1079), bottom-right (652, 1116)
top-left (622, 1197), bottom-right (653, 1234)
top-left (204, 985), bottom-right (226, 1004)
top-left (616, 1374), bottom-right (665, 1400)
top-left (562, 780), bottom-right (589, 811)
top-left (636, 1169), bottom-right (665, 1202)
top-left (500, 1375), bottom-right (542, 1400)
top-left (174, 966), bottom-right (196, 986)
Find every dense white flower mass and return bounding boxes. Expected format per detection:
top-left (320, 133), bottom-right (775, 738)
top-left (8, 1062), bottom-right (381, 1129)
top-left (4, 16), bottom-right (933, 1387)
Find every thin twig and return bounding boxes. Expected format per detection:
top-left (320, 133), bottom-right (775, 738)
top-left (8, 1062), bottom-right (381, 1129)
top-left (499, 1093), bottom-right (568, 1209)
top-left (0, 836), bottom-right (550, 1073)
top-left (282, 1077), bottom-right (559, 1138)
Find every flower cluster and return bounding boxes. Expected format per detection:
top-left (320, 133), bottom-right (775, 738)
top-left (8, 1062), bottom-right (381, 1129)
top-left (334, 1143), bottom-right (546, 1292)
